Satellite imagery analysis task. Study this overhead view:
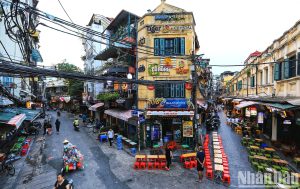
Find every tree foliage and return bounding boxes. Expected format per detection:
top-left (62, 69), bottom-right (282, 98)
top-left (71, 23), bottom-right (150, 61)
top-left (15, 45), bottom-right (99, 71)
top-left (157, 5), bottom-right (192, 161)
top-left (97, 92), bottom-right (120, 101)
top-left (56, 59), bottom-right (83, 99)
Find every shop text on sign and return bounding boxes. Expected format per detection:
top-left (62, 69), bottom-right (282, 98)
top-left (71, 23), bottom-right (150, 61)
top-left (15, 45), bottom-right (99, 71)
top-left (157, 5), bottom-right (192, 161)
top-left (148, 64), bottom-right (170, 76)
top-left (146, 111), bottom-right (194, 116)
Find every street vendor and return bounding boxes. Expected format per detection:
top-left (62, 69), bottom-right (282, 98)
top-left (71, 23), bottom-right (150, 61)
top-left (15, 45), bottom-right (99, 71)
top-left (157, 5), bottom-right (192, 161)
top-left (63, 140), bottom-right (72, 149)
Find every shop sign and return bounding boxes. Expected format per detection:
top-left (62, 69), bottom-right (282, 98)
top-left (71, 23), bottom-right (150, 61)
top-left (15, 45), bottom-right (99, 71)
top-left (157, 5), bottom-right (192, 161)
top-left (283, 120), bottom-right (291, 125)
top-left (138, 65), bottom-right (145, 72)
top-left (148, 98), bottom-right (189, 109)
top-left (154, 14), bottom-right (185, 21)
top-left (182, 121), bottom-right (193, 137)
top-left (245, 108), bottom-right (250, 117)
top-left (257, 112), bottom-right (264, 124)
top-left (146, 111), bottom-right (194, 116)
top-left (146, 25), bottom-right (192, 33)
top-left (146, 25), bottom-right (161, 33)
top-left (250, 107), bottom-right (257, 116)
top-left (116, 99), bottom-right (126, 104)
top-left (148, 64), bottom-right (170, 76)
top-left (176, 60), bottom-right (189, 74)
top-left (138, 37), bottom-right (145, 45)
top-left (147, 85), bottom-right (155, 90)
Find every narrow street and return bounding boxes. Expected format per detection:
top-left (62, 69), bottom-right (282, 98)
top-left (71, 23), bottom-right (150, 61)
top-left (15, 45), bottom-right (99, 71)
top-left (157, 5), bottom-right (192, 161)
top-left (217, 111), bottom-right (253, 188)
top-left (42, 111), bottom-right (130, 189)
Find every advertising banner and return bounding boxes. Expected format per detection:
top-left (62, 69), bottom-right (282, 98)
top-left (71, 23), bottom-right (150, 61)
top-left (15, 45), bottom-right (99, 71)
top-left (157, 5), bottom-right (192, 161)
top-left (182, 121), bottom-right (193, 137)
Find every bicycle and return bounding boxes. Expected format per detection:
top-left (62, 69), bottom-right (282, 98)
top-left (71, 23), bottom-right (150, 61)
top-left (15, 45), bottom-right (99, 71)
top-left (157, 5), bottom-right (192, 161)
top-left (0, 156), bottom-right (15, 176)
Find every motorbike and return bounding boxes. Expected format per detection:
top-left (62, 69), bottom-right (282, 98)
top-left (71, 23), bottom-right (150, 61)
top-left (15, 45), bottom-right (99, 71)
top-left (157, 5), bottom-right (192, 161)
top-left (73, 124), bottom-right (79, 131)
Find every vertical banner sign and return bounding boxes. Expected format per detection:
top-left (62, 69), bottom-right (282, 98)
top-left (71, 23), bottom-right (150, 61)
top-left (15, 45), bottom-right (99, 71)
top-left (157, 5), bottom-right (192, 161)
top-left (182, 121), bottom-right (193, 137)
top-left (258, 112), bottom-right (264, 124)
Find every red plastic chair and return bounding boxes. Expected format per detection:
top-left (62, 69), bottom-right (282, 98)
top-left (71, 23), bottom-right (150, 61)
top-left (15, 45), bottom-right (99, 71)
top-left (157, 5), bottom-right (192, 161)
top-left (154, 161), bottom-right (160, 169)
top-left (148, 161), bottom-right (154, 169)
top-left (184, 159), bottom-right (192, 169)
top-left (222, 174), bottom-right (231, 185)
top-left (134, 161), bottom-right (140, 169)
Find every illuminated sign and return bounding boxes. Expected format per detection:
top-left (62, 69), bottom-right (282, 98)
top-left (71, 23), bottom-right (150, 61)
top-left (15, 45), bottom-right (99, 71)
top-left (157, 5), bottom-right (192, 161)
top-left (154, 14), bottom-right (185, 21)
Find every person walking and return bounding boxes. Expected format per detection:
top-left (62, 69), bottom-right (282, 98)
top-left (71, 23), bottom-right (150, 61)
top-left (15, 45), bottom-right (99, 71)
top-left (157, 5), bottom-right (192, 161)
top-left (196, 146), bottom-right (205, 182)
top-left (165, 145), bottom-right (173, 171)
top-left (43, 120), bottom-right (47, 135)
top-left (107, 129), bottom-right (114, 147)
top-left (55, 119), bottom-right (61, 134)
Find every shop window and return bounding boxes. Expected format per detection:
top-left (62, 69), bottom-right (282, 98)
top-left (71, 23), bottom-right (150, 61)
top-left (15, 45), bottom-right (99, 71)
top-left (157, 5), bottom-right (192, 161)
top-left (155, 82), bottom-right (185, 98)
top-left (237, 80), bottom-right (242, 90)
top-left (154, 38), bottom-right (185, 56)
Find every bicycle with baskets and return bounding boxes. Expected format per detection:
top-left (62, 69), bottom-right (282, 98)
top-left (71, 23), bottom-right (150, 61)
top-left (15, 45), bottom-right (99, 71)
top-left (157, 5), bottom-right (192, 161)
top-left (0, 155), bottom-right (16, 176)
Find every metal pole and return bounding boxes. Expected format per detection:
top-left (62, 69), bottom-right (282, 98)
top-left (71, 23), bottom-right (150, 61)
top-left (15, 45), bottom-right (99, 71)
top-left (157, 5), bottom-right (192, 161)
top-left (256, 65), bottom-right (258, 95)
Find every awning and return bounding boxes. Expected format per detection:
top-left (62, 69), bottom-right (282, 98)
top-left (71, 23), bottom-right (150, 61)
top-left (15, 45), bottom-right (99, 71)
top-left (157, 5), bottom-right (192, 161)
top-left (2, 108), bottom-right (40, 122)
top-left (0, 96), bottom-right (13, 106)
top-left (232, 99), bottom-right (243, 103)
top-left (89, 103), bottom-right (104, 111)
top-left (7, 114), bottom-right (26, 129)
top-left (264, 103), bottom-right (295, 110)
top-left (287, 99), bottom-right (300, 106)
top-left (104, 109), bottom-right (132, 122)
top-left (146, 111), bottom-right (194, 116)
top-left (235, 101), bottom-right (259, 109)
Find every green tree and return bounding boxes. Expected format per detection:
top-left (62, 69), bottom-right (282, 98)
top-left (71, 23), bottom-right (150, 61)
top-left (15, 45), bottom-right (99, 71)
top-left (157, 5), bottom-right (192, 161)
top-left (56, 59), bottom-right (84, 99)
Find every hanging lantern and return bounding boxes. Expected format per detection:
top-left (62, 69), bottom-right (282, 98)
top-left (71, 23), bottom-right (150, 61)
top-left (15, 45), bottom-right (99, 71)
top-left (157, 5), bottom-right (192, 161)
top-left (147, 85), bottom-right (155, 90)
top-left (185, 82), bottom-right (192, 90)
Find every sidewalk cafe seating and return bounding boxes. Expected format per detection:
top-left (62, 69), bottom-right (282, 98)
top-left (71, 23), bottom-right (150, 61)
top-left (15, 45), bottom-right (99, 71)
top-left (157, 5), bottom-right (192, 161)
top-left (134, 155), bottom-right (146, 169)
top-left (158, 155), bottom-right (166, 169)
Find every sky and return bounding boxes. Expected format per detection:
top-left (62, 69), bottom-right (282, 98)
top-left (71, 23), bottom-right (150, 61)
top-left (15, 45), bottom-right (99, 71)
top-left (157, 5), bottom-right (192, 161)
top-left (37, 0), bottom-right (300, 75)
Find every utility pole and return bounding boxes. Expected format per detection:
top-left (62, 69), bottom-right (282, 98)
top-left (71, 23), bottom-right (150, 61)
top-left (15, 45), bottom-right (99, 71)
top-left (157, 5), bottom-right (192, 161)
top-left (191, 51), bottom-right (198, 147)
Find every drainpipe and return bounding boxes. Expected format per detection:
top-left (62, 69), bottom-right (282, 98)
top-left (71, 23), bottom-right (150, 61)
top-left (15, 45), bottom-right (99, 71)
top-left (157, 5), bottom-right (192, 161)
top-left (256, 65), bottom-right (258, 95)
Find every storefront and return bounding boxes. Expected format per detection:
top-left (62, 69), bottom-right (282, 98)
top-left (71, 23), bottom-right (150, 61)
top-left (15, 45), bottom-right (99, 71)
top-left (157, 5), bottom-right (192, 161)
top-left (88, 102), bottom-right (104, 120)
top-left (145, 98), bottom-right (195, 148)
top-left (104, 109), bottom-right (139, 142)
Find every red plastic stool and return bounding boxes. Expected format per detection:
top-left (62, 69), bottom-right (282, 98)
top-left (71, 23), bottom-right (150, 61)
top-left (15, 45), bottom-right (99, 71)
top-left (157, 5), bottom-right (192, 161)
top-left (223, 166), bottom-right (229, 172)
top-left (190, 160), bottom-right (197, 167)
top-left (160, 161), bottom-right (166, 169)
top-left (148, 162), bottom-right (154, 169)
top-left (140, 161), bottom-right (146, 169)
top-left (206, 169), bottom-right (214, 179)
top-left (184, 160), bottom-right (192, 169)
top-left (134, 161), bottom-right (140, 169)
top-left (222, 174), bottom-right (231, 184)
top-left (154, 161), bottom-right (160, 169)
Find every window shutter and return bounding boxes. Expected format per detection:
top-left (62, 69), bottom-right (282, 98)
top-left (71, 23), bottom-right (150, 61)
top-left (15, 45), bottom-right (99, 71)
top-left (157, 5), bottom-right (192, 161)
top-left (154, 38), bottom-right (159, 56)
top-left (160, 38), bottom-right (165, 56)
top-left (170, 84), bottom-right (175, 97)
top-left (174, 38), bottom-right (178, 55)
top-left (284, 59), bottom-right (289, 79)
top-left (298, 52), bottom-right (300, 75)
top-left (180, 38), bottom-right (185, 55)
top-left (274, 63), bottom-right (280, 80)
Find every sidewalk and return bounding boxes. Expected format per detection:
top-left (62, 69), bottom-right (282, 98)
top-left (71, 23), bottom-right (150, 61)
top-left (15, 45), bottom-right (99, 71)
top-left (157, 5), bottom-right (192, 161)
top-left (83, 127), bottom-right (228, 189)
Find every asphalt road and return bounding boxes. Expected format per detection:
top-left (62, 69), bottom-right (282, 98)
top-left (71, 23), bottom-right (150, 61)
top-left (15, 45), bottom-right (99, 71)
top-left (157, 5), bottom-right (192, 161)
top-left (43, 111), bottom-right (129, 189)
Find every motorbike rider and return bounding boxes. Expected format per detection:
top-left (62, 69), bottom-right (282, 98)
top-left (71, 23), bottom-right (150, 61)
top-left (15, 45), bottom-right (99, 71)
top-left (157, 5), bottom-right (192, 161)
top-left (73, 117), bottom-right (79, 128)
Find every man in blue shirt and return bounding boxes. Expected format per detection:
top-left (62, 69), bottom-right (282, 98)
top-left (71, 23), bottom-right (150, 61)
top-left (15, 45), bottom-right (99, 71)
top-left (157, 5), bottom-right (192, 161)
top-left (196, 146), bottom-right (205, 182)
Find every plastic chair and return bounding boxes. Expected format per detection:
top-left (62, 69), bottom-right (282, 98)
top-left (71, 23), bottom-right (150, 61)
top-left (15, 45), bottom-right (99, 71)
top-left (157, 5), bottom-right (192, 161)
top-left (134, 161), bottom-right (140, 169)
top-left (222, 174), bottom-right (231, 184)
top-left (184, 160), bottom-right (192, 169)
top-left (154, 161), bottom-right (160, 169)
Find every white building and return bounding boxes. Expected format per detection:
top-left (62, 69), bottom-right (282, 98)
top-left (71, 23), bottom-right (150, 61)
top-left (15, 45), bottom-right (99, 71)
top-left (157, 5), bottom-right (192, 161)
top-left (0, 0), bottom-right (41, 101)
top-left (82, 14), bottom-right (111, 104)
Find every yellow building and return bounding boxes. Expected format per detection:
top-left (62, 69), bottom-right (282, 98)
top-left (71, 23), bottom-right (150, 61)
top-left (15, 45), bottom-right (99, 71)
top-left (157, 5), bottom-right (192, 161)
top-left (137, 0), bottom-right (201, 147)
top-left (226, 20), bottom-right (300, 143)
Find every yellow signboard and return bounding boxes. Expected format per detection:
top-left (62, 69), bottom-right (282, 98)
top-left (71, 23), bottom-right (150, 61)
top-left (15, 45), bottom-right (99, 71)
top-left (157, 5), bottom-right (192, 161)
top-left (182, 121), bottom-right (193, 137)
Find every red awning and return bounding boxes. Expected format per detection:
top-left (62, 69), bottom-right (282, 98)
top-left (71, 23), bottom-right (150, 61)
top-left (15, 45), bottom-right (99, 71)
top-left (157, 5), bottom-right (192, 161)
top-left (89, 103), bottom-right (104, 111)
top-left (7, 114), bottom-right (26, 129)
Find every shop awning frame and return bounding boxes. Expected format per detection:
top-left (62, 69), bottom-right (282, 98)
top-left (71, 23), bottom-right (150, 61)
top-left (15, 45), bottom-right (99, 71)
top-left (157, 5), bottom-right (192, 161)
top-left (235, 101), bottom-right (260, 109)
top-left (89, 103), bottom-right (104, 111)
top-left (7, 113), bottom-right (26, 129)
top-left (104, 109), bottom-right (133, 122)
top-left (263, 103), bottom-right (295, 110)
